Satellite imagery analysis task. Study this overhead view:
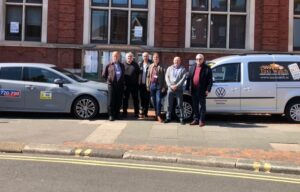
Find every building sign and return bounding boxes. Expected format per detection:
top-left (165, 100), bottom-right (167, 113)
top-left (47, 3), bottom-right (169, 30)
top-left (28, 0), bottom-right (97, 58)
top-left (40, 91), bottom-right (52, 100)
top-left (134, 26), bottom-right (143, 38)
top-left (84, 51), bottom-right (98, 73)
top-left (258, 63), bottom-right (289, 80)
top-left (0, 89), bottom-right (21, 97)
top-left (10, 22), bottom-right (19, 33)
top-left (288, 63), bottom-right (300, 80)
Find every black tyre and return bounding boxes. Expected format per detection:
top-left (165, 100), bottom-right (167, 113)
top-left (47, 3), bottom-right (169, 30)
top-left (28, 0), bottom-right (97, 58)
top-left (174, 97), bottom-right (193, 121)
top-left (72, 96), bottom-right (99, 119)
top-left (285, 100), bottom-right (300, 123)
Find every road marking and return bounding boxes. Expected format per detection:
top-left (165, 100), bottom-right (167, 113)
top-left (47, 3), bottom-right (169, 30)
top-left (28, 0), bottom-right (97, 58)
top-left (253, 162), bottom-right (261, 172)
top-left (75, 149), bottom-right (82, 157)
top-left (264, 163), bottom-right (272, 173)
top-left (84, 122), bottom-right (127, 144)
top-left (84, 149), bottom-right (92, 157)
top-left (0, 154), bottom-right (299, 185)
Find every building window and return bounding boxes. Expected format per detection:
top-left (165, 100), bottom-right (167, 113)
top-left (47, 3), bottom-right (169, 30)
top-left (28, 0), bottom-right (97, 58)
top-left (90, 0), bottom-right (148, 45)
top-left (5, 0), bottom-right (43, 42)
top-left (190, 0), bottom-right (248, 49)
top-left (294, 0), bottom-right (300, 50)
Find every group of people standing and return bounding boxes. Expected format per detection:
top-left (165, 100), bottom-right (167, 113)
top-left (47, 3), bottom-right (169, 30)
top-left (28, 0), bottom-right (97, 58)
top-left (102, 51), bottom-right (213, 127)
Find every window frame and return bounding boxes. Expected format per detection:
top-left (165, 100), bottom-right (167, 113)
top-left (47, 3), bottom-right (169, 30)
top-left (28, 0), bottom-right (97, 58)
top-left (289, 0), bottom-right (300, 51)
top-left (186, 0), bottom-right (255, 50)
top-left (0, 0), bottom-right (48, 43)
top-left (212, 63), bottom-right (241, 83)
top-left (84, 0), bottom-right (155, 46)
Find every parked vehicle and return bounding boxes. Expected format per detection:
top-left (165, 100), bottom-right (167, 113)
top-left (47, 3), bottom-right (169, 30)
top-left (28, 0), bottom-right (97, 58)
top-left (0, 63), bottom-right (108, 119)
top-left (167, 54), bottom-right (300, 123)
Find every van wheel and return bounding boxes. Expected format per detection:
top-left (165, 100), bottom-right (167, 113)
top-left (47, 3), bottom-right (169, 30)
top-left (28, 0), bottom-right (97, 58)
top-left (73, 96), bottom-right (98, 119)
top-left (285, 100), bottom-right (300, 123)
top-left (174, 98), bottom-right (193, 121)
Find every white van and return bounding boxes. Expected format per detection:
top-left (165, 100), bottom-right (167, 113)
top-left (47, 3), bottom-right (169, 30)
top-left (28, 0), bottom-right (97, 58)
top-left (171, 54), bottom-right (300, 123)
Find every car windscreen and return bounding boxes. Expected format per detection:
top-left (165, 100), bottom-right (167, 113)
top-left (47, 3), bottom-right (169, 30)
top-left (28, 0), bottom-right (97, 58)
top-left (51, 67), bottom-right (89, 83)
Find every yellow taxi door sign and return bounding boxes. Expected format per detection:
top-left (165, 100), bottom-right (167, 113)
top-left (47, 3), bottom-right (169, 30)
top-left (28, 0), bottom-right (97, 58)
top-left (40, 91), bottom-right (52, 100)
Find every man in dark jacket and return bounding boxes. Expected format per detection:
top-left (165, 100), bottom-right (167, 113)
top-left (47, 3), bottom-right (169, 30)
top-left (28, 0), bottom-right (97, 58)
top-left (138, 52), bottom-right (151, 118)
top-left (189, 54), bottom-right (213, 127)
top-left (102, 51), bottom-right (125, 121)
top-left (122, 52), bottom-right (140, 118)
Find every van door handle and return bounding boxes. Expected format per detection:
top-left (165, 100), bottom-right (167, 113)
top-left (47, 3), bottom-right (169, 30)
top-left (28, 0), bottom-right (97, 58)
top-left (25, 85), bottom-right (35, 90)
top-left (243, 87), bottom-right (251, 91)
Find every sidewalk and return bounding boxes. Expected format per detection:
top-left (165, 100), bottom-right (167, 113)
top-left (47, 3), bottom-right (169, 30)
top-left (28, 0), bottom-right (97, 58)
top-left (0, 111), bottom-right (299, 175)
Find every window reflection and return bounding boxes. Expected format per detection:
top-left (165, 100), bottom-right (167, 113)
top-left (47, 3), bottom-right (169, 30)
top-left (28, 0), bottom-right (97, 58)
top-left (110, 10), bottom-right (128, 44)
top-left (25, 6), bottom-right (42, 41)
top-left (229, 15), bottom-right (245, 49)
top-left (26, 0), bottom-right (43, 3)
top-left (210, 15), bottom-right (227, 48)
top-left (5, 6), bottom-right (23, 41)
top-left (92, 0), bottom-right (109, 6)
top-left (294, 19), bottom-right (300, 50)
top-left (131, 11), bottom-right (147, 45)
top-left (211, 0), bottom-right (227, 11)
top-left (230, 0), bottom-right (246, 12)
top-left (132, 0), bottom-right (148, 8)
top-left (112, 0), bottom-right (128, 7)
top-left (191, 14), bottom-right (208, 47)
top-left (91, 10), bottom-right (108, 43)
top-left (295, 0), bottom-right (300, 14)
top-left (192, 0), bottom-right (208, 11)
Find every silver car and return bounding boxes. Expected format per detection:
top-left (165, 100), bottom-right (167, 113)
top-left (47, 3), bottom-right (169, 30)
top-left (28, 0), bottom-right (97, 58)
top-left (0, 63), bottom-right (108, 119)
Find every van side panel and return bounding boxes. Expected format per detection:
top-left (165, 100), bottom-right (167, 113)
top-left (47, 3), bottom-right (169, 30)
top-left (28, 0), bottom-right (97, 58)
top-left (276, 83), bottom-right (300, 114)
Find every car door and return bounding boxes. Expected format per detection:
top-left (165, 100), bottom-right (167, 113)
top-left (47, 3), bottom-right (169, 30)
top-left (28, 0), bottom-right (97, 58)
top-left (0, 66), bottom-right (25, 110)
top-left (241, 61), bottom-right (277, 112)
top-left (23, 67), bottom-right (70, 111)
top-left (207, 63), bottom-right (241, 112)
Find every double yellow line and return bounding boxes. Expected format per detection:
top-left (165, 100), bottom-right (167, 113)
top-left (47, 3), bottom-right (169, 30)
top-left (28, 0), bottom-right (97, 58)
top-left (0, 154), bottom-right (299, 185)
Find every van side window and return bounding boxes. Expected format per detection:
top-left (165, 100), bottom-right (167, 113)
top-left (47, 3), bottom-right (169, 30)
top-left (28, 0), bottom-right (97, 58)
top-left (212, 63), bottom-right (240, 83)
top-left (249, 62), bottom-right (300, 82)
top-left (23, 67), bottom-right (65, 83)
top-left (0, 67), bottom-right (22, 81)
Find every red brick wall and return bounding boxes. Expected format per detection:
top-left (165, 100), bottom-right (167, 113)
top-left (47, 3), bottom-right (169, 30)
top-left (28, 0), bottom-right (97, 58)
top-left (255, 0), bottom-right (289, 51)
top-left (48, 0), bottom-right (83, 44)
top-left (155, 0), bottom-right (186, 48)
top-left (0, 47), bottom-right (81, 69)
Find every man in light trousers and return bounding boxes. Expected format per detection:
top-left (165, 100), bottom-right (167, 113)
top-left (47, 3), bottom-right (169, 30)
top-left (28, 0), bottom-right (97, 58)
top-left (164, 56), bottom-right (187, 124)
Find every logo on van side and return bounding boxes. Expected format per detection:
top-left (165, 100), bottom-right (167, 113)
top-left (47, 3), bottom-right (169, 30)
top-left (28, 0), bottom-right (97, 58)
top-left (215, 87), bottom-right (226, 97)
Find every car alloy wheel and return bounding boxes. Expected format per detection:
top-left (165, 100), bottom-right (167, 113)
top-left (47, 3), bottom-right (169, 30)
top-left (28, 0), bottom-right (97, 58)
top-left (289, 103), bottom-right (300, 122)
top-left (73, 96), bottom-right (98, 119)
top-left (175, 100), bottom-right (193, 121)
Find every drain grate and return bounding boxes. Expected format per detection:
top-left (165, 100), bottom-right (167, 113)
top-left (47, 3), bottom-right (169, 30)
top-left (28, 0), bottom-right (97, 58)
top-left (270, 143), bottom-right (300, 152)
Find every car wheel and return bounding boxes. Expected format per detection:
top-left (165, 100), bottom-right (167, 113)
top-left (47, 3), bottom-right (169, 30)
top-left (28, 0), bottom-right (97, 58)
top-left (174, 98), bottom-right (193, 121)
top-left (285, 100), bottom-right (300, 123)
top-left (73, 96), bottom-right (99, 119)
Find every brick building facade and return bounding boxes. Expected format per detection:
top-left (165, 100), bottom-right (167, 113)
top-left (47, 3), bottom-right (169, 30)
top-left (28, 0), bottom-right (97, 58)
top-left (0, 0), bottom-right (299, 80)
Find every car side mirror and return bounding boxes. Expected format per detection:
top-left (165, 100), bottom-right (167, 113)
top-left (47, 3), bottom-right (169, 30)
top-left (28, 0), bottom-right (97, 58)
top-left (54, 78), bottom-right (64, 87)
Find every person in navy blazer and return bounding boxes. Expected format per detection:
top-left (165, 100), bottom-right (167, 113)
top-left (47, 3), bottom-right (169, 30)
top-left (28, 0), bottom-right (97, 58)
top-left (189, 54), bottom-right (213, 127)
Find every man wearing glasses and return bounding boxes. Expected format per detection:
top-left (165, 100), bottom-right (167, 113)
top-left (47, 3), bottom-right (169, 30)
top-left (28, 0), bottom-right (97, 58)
top-left (189, 54), bottom-right (213, 127)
